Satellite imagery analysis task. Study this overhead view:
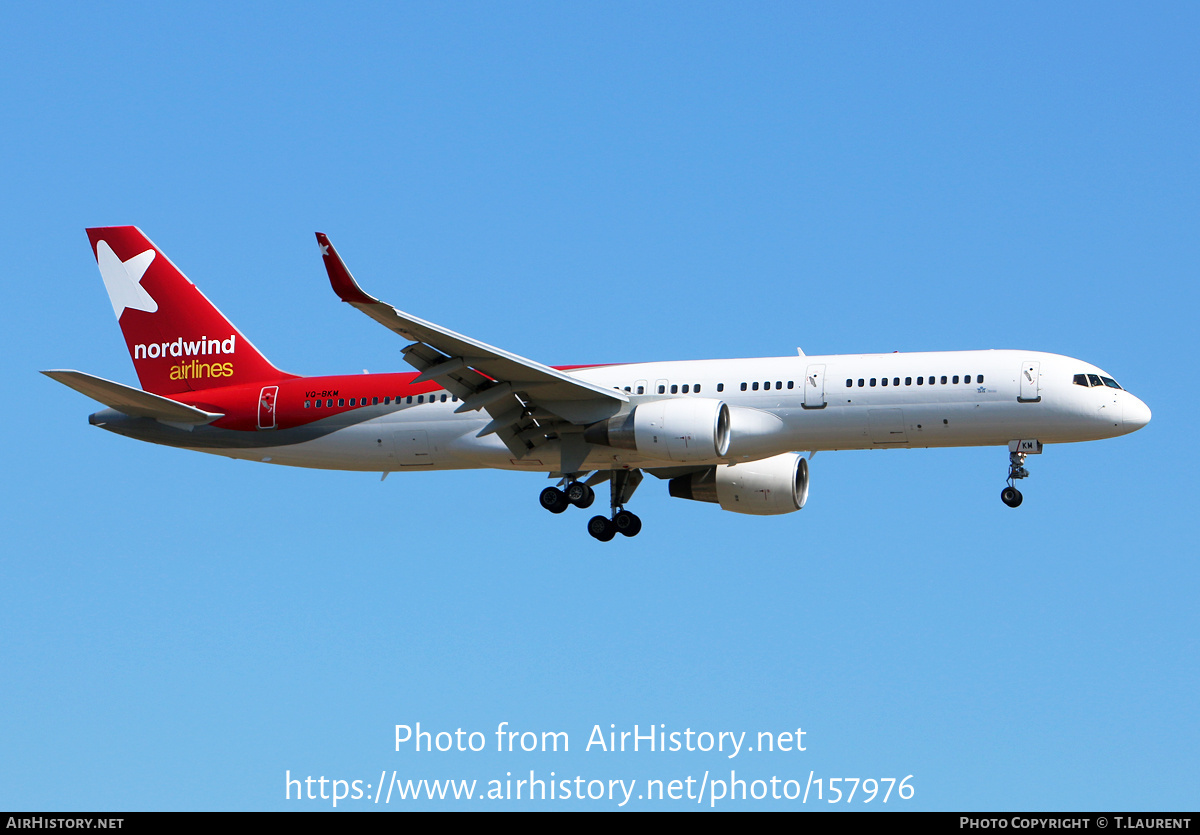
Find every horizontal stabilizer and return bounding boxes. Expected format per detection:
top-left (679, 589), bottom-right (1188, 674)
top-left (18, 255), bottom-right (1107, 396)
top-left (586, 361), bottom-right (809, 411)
top-left (42, 370), bottom-right (224, 424)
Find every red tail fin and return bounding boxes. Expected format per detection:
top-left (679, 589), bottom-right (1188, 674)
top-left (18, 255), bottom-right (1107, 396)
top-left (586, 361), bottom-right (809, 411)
top-left (87, 227), bottom-right (291, 395)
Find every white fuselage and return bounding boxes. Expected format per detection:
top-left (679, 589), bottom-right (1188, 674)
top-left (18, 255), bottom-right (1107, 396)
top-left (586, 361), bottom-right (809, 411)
top-left (216, 349), bottom-right (1149, 474)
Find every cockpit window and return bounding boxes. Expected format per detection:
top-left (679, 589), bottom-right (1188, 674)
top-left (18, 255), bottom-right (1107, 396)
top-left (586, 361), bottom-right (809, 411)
top-left (1075, 372), bottom-right (1124, 390)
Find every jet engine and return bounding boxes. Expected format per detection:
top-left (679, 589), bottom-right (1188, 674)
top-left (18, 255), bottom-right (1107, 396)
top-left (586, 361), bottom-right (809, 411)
top-left (583, 398), bottom-right (731, 463)
top-left (668, 452), bottom-right (809, 515)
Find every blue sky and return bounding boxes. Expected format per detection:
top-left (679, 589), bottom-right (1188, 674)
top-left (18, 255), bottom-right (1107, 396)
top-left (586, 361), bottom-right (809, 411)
top-left (1, 3), bottom-right (1196, 810)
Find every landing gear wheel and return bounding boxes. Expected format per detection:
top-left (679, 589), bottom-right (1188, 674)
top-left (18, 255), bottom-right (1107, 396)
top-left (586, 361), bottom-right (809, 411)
top-left (566, 482), bottom-right (595, 509)
top-left (587, 515), bottom-right (616, 542)
top-left (613, 510), bottom-right (642, 537)
top-left (1001, 486), bottom-right (1023, 508)
top-left (540, 486), bottom-right (569, 514)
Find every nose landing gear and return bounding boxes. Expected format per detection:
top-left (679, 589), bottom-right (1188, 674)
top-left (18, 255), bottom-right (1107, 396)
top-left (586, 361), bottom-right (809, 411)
top-left (1001, 484), bottom-right (1023, 508)
top-left (1002, 440), bottom-right (1041, 508)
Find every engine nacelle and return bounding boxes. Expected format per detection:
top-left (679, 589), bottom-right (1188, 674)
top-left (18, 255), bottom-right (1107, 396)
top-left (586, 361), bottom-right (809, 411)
top-left (724, 405), bottom-right (787, 460)
top-left (668, 453), bottom-right (809, 515)
top-left (583, 398), bottom-right (731, 462)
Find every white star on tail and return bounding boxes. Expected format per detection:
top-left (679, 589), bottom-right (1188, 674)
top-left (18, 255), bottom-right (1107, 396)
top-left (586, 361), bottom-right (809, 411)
top-left (97, 240), bottom-right (157, 318)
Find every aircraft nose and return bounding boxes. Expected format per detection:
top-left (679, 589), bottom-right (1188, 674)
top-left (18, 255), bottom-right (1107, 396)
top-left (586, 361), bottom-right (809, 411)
top-left (1123, 396), bottom-right (1151, 432)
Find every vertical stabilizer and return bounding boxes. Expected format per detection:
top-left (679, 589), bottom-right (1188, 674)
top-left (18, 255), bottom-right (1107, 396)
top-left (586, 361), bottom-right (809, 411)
top-left (86, 226), bottom-right (291, 395)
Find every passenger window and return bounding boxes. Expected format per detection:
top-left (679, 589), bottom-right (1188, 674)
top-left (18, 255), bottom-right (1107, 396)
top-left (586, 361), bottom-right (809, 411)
top-left (740, 383), bottom-right (747, 391)
top-left (637, 385), bottom-right (645, 394)
top-left (441, 394), bottom-right (447, 402)
top-left (905, 377), bottom-right (912, 386)
top-left (940, 376), bottom-right (947, 385)
top-left (338, 399), bottom-right (345, 407)
top-left (349, 398), bottom-right (356, 406)
top-left (752, 382), bottom-right (759, 391)
top-left (787, 380), bottom-right (794, 389)
top-left (858, 379), bottom-right (865, 387)
top-left (882, 377), bottom-right (888, 386)
top-left (304, 400), bottom-right (311, 408)
top-left (623, 386), bottom-right (631, 393)
top-left (964, 375), bottom-right (972, 384)
top-left (658, 385), bottom-right (665, 394)
top-left (671, 384), bottom-right (678, 394)
top-left (716, 383), bottom-right (723, 392)
top-left (952, 376), bottom-right (959, 385)
top-left (418, 395), bottom-right (424, 404)
top-left (327, 399), bottom-right (333, 407)
top-left (917, 377), bottom-right (923, 385)
top-left (695, 384), bottom-right (702, 393)
top-left (776, 381), bottom-right (782, 390)
top-left (315, 400), bottom-right (322, 408)
top-left (978, 375), bottom-right (984, 384)
top-left (870, 378), bottom-right (877, 387)
top-left (846, 379), bottom-right (853, 388)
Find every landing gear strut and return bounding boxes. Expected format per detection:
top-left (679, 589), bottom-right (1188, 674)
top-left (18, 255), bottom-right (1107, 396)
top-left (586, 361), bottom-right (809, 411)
top-left (1001, 442), bottom-right (1038, 508)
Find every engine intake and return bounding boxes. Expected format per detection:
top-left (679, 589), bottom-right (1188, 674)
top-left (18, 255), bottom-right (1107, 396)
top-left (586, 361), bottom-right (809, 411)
top-left (583, 398), bottom-right (731, 463)
top-left (669, 453), bottom-right (809, 515)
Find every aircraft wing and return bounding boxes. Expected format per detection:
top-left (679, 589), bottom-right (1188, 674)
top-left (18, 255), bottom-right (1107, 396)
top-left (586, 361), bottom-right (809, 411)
top-left (317, 234), bottom-right (627, 463)
top-left (42, 370), bottom-right (224, 424)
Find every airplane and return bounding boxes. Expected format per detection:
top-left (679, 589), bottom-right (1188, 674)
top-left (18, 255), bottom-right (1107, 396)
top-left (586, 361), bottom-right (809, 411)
top-left (44, 227), bottom-right (1151, 541)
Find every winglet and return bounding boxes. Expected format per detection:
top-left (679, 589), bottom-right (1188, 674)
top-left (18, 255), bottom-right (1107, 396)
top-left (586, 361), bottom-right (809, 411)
top-left (316, 233), bottom-right (377, 305)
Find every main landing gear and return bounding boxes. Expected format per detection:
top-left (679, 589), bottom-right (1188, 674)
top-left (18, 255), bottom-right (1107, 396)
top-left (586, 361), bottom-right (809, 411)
top-left (539, 481), bottom-right (595, 513)
top-left (1001, 441), bottom-right (1040, 508)
top-left (539, 469), bottom-right (643, 541)
top-left (586, 508), bottom-right (643, 542)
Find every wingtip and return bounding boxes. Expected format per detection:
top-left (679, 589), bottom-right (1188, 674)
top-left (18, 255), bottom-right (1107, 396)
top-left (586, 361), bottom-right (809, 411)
top-left (315, 233), bottom-right (376, 305)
